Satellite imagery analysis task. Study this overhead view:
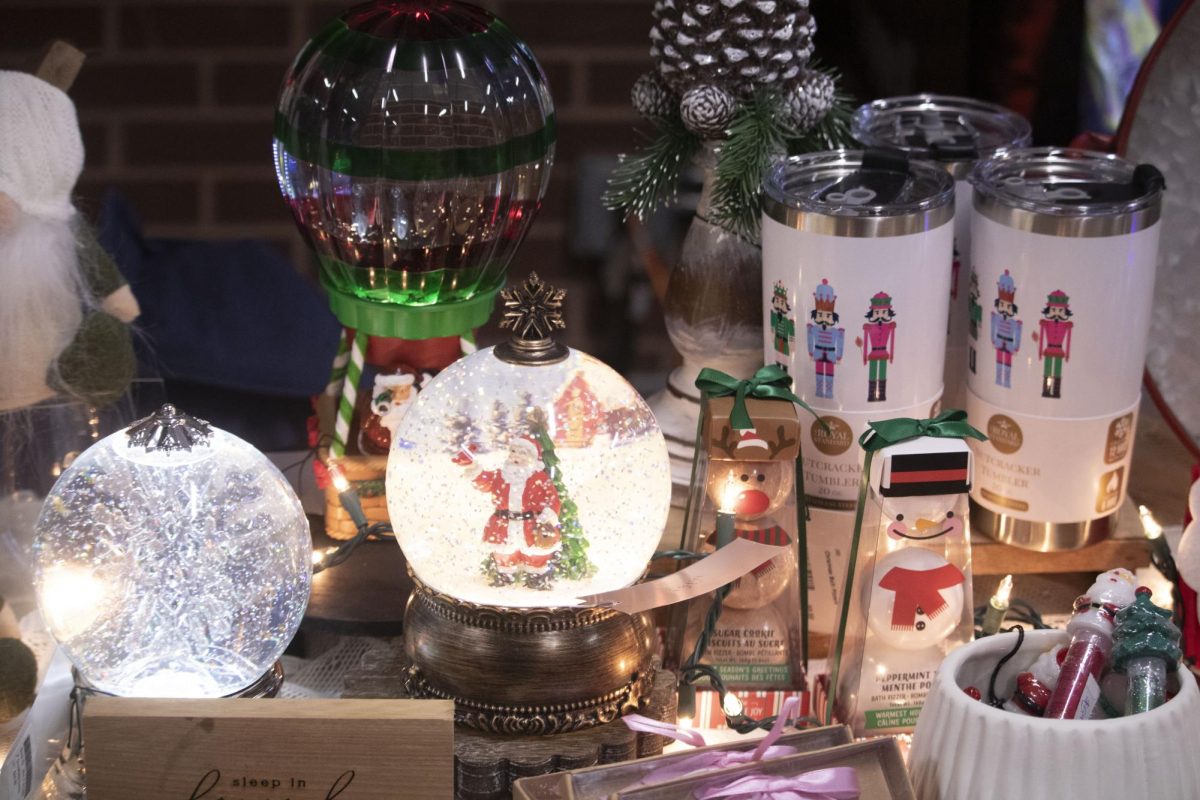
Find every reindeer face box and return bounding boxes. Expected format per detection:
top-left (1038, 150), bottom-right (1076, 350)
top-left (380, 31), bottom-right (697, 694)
top-left (703, 396), bottom-right (800, 522)
top-left (673, 393), bottom-right (808, 690)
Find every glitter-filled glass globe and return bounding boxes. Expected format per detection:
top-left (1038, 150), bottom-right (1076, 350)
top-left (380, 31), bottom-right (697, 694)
top-left (273, 0), bottom-right (555, 335)
top-left (32, 412), bottom-right (311, 698)
top-left (387, 347), bottom-right (671, 607)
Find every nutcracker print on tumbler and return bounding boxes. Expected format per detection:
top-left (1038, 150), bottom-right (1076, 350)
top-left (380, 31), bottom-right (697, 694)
top-left (770, 281), bottom-right (796, 371)
top-left (806, 279), bottom-right (844, 399)
top-left (1034, 290), bottom-right (1074, 399)
top-left (967, 270), bottom-right (982, 375)
top-left (856, 292), bottom-right (896, 403)
top-left (990, 270), bottom-right (1022, 388)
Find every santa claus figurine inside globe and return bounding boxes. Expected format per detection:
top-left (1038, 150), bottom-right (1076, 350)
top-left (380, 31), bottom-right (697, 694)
top-left (391, 274), bottom-right (671, 734)
top-left (453, 434), bottom-right (565, 590)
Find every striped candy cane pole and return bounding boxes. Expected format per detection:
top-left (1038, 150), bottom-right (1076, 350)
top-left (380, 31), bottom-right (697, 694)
top-left (330, 329), bottom-right (367, 460)
top-left (325, 328), bottom-right (352, 397)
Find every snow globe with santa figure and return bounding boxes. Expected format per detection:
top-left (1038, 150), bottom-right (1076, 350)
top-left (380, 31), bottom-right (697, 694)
top-left (831, 420), bottom-right (978, 737)
top-left (387, 273), bottom-right (671, 733)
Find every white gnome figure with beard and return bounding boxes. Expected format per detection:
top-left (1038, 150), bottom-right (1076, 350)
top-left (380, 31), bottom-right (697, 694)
top-left (0, 66), bottom-right (138, 413)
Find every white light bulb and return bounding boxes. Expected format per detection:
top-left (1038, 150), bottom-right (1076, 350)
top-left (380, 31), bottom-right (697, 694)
top-left (39, 563), bottom-right (108, 640)
top-left (993, 573), bottom-right (1013, 606)
top-left (33, 415), bottom-right (311, 698)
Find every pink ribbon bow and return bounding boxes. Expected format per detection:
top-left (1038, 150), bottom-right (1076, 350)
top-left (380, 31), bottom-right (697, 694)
top-left (693, 768), bottom-right (861, 800)
top-left (620, 698), bottom-right (803, 789)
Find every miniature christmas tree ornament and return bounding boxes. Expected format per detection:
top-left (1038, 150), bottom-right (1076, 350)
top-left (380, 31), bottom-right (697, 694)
top-left (1111, 586), bottom-right (1181, 715)
top-left (390, 274), bottom-right (671, 733)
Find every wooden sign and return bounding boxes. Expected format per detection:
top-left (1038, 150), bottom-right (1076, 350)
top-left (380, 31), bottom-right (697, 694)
top-left (83, 698), bottom-right (453, 800)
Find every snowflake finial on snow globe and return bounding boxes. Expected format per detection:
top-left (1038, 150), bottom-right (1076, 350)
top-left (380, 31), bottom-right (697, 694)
top-left (389, 273), bottom-right (672, 733)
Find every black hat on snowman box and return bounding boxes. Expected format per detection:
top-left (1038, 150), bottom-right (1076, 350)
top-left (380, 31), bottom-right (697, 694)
top-left (869, 436), bottom-right (972, 498)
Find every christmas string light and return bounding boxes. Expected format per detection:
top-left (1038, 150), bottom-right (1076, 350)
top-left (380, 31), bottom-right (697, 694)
top-left (980, 574), bottom-right (1014, 636)
top-left (311, 459), bottom-right (394, 574)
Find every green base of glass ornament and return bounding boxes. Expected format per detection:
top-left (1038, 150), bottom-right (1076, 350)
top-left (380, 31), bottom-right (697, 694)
top-left (325, 283), bottom-right (501, 339)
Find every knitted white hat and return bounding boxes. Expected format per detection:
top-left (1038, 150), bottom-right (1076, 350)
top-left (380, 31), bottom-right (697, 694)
top-left (0, 71), bottom-right (83, 221)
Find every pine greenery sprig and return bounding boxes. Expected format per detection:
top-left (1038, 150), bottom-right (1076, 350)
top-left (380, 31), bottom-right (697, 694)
top-left (602, 114), bottom-right (702, 222)
top-left (709, 88), bottom-right (793, 245)
top-left (604, 66), bottom-right (854, 244)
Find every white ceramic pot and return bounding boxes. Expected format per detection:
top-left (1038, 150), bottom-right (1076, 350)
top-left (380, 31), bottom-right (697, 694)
top-left (909, 629), bottom-right (1200, 800)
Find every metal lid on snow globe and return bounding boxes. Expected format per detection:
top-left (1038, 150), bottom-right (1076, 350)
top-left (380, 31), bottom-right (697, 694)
top-left (971, 147), bottom-right (1165, 237)
top-left (852, 94), bottom-right (1031, 179)
top-left (763, 148), bottom-right (955, 237)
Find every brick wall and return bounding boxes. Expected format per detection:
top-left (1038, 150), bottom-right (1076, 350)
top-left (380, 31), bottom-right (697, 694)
top-left (0, 0), bottom-right (653, 335)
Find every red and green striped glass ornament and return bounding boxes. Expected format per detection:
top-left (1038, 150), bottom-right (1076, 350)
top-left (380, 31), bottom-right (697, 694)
top-left (274, 0), bottom-right (555, 339)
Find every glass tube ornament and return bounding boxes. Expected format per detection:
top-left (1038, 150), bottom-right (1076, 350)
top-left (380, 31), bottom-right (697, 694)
top-left (33, 405), bottom-right (311, 698)
top-left (831, 428), bottom-right (976, 737)
top-left (1043, 568), bottom-right (1137, 720)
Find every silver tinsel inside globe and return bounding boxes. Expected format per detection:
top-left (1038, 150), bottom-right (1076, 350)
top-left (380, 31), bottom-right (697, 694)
top-left (33, 422), bottom-right (311, 698)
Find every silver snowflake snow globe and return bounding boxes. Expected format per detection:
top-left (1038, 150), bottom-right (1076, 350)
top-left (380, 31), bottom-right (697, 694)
top-left (389, 273), bottom-right (672, 734)
top-left (33, 405), bottom-right (311, 699)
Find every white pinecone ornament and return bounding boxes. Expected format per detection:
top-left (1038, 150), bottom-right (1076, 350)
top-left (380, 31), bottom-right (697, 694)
top-left (631, 71), bottom-right (676, 119)
top-left (782, 69), bottom-right (835, 130)
top-left (650, 0), bottom-right (816, 96)
top-left (680, 84), bottom-right (737, 137)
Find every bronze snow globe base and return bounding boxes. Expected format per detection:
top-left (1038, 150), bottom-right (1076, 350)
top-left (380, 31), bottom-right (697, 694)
top-left (403, 574), bottom-right (655, 736)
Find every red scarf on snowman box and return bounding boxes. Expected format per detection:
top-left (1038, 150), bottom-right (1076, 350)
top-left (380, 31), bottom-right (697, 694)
top-left (878, 563), bottom-right (965, 629)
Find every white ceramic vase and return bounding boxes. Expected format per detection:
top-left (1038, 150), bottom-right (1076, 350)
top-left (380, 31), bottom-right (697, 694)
top-left (909, 629), bottom-right (1200, 800)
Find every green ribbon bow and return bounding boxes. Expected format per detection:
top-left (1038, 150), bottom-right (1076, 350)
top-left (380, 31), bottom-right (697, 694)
top-left (859, 409), bottom-right (987, 452)
top-left (694, 364), bottom-right (820, 429)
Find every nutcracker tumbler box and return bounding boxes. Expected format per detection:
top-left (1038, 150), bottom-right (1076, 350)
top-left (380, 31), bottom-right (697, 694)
top-left (852, 94), bottom-right (1031, 412)
top-left (965, 148), bottom-right (1165, 550)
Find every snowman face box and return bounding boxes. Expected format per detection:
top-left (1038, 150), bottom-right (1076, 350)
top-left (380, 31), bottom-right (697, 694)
top-left (834, 435), bottom-right (975, 736)
top-left (670, 394), bottom-right (808, 691)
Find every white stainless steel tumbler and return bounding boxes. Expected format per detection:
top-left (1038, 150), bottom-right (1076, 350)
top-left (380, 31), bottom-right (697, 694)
top-left (852, 95), bottom-right (1031, 413)
top-left (762, 150), bottom-right (955, 511)
top-left (965, 147), bottom-right (1165, 549)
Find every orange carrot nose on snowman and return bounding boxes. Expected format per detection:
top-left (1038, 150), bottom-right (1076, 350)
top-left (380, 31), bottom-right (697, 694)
top-left (887, 511), bottom-right (963, 540)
